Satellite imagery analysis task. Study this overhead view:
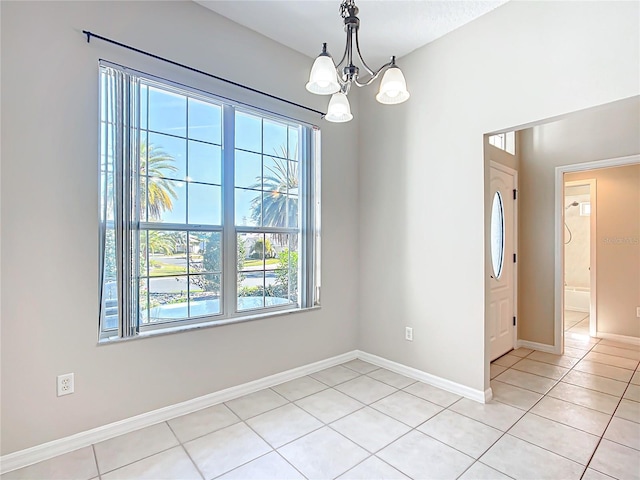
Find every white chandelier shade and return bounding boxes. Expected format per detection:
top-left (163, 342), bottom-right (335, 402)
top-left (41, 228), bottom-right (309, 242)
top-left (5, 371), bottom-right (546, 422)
top-left (324, 92), bottom-right (353, 123)
top-left (306, 47), bottom-right (340, 95)
top-left (376, 66), bottom-right (410, 105)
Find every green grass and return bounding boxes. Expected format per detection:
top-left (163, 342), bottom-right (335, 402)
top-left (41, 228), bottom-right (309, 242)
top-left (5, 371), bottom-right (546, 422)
top-left (243, 258), bottom-right (279, 267)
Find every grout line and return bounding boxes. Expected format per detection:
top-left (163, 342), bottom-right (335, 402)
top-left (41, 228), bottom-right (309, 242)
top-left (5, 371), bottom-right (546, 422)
top-left (91, 444), bottom-right (101, 480)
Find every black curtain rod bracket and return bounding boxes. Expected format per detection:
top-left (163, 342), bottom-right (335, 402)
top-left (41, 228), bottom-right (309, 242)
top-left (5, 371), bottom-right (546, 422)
top-left (82, 30), bottom-right (325, 118)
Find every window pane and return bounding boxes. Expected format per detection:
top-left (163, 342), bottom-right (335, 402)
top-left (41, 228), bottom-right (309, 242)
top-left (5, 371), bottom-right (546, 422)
top-left (189, 274), bottom-right (221, 316)
top-left (148, 179), bottom-right (186, 224)
top-left (146, 276), bottom-right (189, 323)
top-left (491, 191), bottom-right (505, 279)
top-left (188, 183), bottom-right (221, 225)
top-left (148, 86), bottom-right (186, 137)
top-left (188, 141), bottom-right (221, 185)
top-left (140, 84), bottom-right (148, 130)
top-left (235, 188), bottom-right (260, 226)
top-left (146, 132), bottom-right (186, 181)
top-left (288, 195), bottom-right (298, 229)
top-left (146, 231), bottom-right (186, 276)
top-left (235, 112), bottom-right (262, 153)
top-left (263, 119), bottom-right (287, 158)
top-left (288, 126), bottom-right (299, 160)
top-left (234, 150), bottom-right (262, 189)
top-left (189, 232), bottom-right (221, 274)
top-left (188, 98), bottom-right (221, 144)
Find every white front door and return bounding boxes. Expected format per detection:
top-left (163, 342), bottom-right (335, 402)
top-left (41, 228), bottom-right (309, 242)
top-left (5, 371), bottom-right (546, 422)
top-left (489, 162), bottom-right (517, 361)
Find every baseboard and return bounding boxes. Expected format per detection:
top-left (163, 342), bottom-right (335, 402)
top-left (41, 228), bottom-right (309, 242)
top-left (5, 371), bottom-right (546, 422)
top-left (517, 340), bottom-right (558, 355)
top-left (355, 350), bottom-right (489, 403)
top-left (0, 350), bottom-right (358, 475)
top-left (596, 332), bottom-right (640, 346)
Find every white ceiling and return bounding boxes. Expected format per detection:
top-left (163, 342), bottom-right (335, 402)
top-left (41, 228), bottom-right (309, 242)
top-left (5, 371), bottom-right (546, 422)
top-left (196, 0), bottom-right (509, 67)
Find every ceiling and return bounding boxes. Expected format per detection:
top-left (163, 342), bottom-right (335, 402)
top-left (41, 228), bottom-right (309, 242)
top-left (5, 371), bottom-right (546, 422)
top-left (196, 1), bottom-right (509, 67)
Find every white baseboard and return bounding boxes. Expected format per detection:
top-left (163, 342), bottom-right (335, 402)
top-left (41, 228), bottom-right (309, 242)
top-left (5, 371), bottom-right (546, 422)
top-left (355, 350), bottom-right (489, 403)
top-left (596, 332), bottom-right (640, 346)
top-left (517, 340), bottom-right (558, 355)
top-left (0, 350), bottom-right (358, 475)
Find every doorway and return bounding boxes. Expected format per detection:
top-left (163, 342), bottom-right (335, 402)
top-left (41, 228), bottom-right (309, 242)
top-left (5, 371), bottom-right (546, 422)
top-left (488, 161), bottom-right (517, 361)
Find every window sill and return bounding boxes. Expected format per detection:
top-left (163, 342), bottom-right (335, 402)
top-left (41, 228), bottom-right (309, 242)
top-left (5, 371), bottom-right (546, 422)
top-left (98, 305), bottom-right (321, 345)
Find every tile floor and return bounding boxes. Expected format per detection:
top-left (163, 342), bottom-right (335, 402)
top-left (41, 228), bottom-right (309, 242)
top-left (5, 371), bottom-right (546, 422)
top-left (3, 332), bottom-right (639, 479)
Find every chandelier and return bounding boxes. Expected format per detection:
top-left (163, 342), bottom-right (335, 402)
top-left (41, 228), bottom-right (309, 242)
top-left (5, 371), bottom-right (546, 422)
top-left (306, 0), bottom-right (410, 123)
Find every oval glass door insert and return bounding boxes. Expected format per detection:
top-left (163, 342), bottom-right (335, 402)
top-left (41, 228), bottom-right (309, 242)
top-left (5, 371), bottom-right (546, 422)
top-left (491, 191), bottom-right (505, 279)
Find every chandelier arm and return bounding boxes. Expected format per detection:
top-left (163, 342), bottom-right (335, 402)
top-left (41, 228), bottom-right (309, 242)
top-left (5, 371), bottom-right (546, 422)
top-left (352, 60), bottom-right (393, 87)
top-left (354, 29), bottom-right (376, 76)
top-left (335, 25), bottom-right (351, 70)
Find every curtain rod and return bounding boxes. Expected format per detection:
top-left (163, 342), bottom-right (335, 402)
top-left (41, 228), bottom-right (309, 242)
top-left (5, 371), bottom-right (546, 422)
top-left (82, 30), bottom-right (326, 118)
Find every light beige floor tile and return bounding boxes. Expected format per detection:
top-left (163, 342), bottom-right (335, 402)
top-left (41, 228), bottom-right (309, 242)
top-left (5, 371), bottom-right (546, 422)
top-left (295, 388), bottom-right (364, 424)
top-left (512, 358), bottom-right (569, 380)
top-left (342, 359), bottom-right (380, 374)
top-left (167, 403), bottom-right (239, 442)
top-left (604, 416), bottom-right (640, 450)
top-left (598, 339), bottom-right (640, 351)
top-left (490, 364), bottom-right (507, 379)
top-left (330, 407), bottom-right (411, 453)
top-left (632, 371), bottom-right (640, 385)
top-left (1, 447), bottom-right (98, 480)
top-left (624, 384), bottom-right (640, 402)
top-left (562, 370), bottom-right (628, 396)
top-left (218, 451), bottom-right (304, 480)
top-left (573, 360), bottom-right (634, 382)
top-left (494, 368), bottom-right (557, 394)
top-left (101, 446), bottom-right (200, 480)
top-left (335, 376), bottom-right (396, 404)
top-left (271, 376), bottom-right (327, 402)
top-left (449, 398), bottom-right (525, 431)
top-left (530, 396), bottom-right (611, 436)
top-left (511, 347), bottom-right (534, 357)
top-left (490, 380), bottom-right (543, 410)
top-left (593, 344), bottom-right (640, 360)
top-left (528, 351), bottom-right (580, 368)
top-left (94, 423), bottom-right (178, 474)
top-left (278, 427), bottom-right (369, 480)
top-left (370, 391), bottom-right (442, 427)
top-left (548, 381), bottom-right (620, 414)
top-left (584, 351), bottom-right (639, 370)
top-left (589, 439), bottom-right (640, 480)
top-left (565, 311), bottom-right (589, 324)
top-left (417, 410), bottom-right (502, 459)
top-left (224, 389), bottom-right (288, 420)
top-left (492, 354), bottom-right (522, 368)
top-left (337, 456), bottom-right (410, 480)
top-left (246, 403), bottom-right (322, 448)
top-left (565, 334), bottom-right (599, 346)
top-left (458, 462), bottom-right (512, 480)
top-left (615, 398), bottom-right (640, 423)
top-left (581, 468), bottom-right (616, 480)
top-left (310, 365), bottom-right (360, 387)
top-left (366, 368), bottom-right (415, 389)
top-left (403, 382), bottom-right (462, 407)
top-left (509, 413), bottom-right (599, 464)
top-left (563, 345), bottom-right (591, 359)
top-left (377, 430), bottom-right (474, 479)
top-left (479, 434), bottom-right (584, 480)
top-left (183, 422), bottom-right (271, 479)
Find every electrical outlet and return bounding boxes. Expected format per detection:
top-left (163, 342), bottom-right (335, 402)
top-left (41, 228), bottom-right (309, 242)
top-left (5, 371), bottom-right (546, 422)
top-left (57, 373), bottom-right (74, 397)
top-left (405, 327), bottom-right (413, 341)
top-left (637, 307), bottom-right (640, 318)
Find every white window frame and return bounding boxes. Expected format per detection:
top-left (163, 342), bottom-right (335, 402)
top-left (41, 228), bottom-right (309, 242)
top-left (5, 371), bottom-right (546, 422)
top-left (98, 61), bottom-right (321, 342)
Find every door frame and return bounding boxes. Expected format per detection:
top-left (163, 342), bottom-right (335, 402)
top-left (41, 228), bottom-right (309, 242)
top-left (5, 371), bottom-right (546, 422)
top-left (554, 154), bottom-right (640, 353)
top-left (563, 179), bottom-right (597, 338)
top-left (490, 161), bottom-right (518, 357)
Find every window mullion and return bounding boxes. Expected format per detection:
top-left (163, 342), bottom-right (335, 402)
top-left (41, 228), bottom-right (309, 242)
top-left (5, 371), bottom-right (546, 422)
top-left (222, 105), bottom-right (236, 316)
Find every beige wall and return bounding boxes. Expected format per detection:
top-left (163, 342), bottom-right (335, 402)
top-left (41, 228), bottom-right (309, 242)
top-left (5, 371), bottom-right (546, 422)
top-left (564, 188), bottom-right (591, 289)
top-left (0, 1), bottom-right (360, 454)
top-left (566, 165), bottom-right (640, 338)
top-left (518, 98), bottom-right (640, 345)
top-left (359, 0), bottom-right (639, 392)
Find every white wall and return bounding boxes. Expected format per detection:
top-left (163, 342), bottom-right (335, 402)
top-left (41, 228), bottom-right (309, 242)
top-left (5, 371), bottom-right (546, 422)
top-left (0, 1), bottom-right (360, 454)
top-left (564, 189), bottom-right (591, 289)
top-left (358, 1), bottom-right (639, 392)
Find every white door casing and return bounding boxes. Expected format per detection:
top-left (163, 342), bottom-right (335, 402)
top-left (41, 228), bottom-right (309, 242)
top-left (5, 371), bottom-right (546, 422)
top-left (489, 162), bottom-right (517, 361)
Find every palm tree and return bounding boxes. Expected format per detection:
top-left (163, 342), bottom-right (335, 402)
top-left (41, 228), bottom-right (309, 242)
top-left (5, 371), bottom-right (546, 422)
top-left (140, 142), bottom-right (178, 220)
top-left (250, 146), bottom-right (298, 235)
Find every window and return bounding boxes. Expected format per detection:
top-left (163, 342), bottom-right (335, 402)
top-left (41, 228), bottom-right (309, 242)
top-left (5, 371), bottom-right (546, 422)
top-left (99, 62), bottom-right (320, 341)
top-left (490, 191), bottom-right (505, 279)
top-left (488, 131), bottom-right (516, 155)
